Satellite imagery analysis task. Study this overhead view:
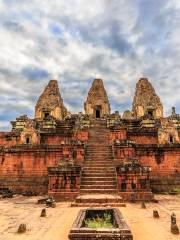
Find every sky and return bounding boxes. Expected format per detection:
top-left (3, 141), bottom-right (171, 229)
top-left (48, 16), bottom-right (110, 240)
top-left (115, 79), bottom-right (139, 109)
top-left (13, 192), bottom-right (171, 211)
top-left (0, 0), bottom-right (180, 131)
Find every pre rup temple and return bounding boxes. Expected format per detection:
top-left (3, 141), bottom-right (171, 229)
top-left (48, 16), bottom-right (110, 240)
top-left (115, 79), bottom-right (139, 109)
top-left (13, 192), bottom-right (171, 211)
top-left (0, 77), bottom-right (180, 205)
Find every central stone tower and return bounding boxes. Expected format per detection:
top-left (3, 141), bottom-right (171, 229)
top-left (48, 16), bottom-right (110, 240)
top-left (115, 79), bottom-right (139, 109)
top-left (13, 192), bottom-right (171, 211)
top-left (84, 79), bottom-right (110, 118)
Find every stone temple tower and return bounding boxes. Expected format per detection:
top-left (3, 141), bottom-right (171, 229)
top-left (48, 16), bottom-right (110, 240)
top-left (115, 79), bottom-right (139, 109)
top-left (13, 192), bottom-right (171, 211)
top-left (132, 78), bottom-right (163, 118)
top-left (84, 79), bottom-right (110, 118)
top-left (35, 80), bottom-right (68, 120)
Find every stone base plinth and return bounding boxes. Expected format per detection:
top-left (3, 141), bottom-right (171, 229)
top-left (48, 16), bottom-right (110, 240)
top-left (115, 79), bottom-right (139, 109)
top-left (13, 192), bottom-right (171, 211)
top-left (120, 191), bottom-right (154, 202)
top-left (48, 191), bottom-right (79, 201)
top-left (71, 194), bottom-right (125, 207)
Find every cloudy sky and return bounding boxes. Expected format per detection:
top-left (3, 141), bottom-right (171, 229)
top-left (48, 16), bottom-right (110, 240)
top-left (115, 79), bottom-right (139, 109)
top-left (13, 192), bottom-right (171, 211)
top-left (0, 0), bottom-right (180, 130)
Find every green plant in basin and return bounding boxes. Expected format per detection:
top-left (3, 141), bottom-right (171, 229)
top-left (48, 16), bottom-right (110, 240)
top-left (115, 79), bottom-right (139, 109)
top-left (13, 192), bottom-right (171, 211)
top-left (84, 213), bottom-right (113, 228)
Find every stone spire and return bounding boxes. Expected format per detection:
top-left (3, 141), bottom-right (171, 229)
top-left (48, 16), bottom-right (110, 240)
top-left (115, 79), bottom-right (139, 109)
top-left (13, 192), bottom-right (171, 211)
top-left (84, 79), bottom-right (110, 117)
top-left (35, 80), bottom-right (68, 120)
top-left (132, 78), bottom-right (163, 118)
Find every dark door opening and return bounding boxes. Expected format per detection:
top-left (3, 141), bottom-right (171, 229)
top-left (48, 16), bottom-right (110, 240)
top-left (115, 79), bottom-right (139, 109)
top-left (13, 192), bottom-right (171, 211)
top-left (96, 109), bottom-right (100, 118)
top-left (44, 112), bottom-right (50, 119)
top-left (26, 137), bottom-right (30, 144)
top-left (147, 110), bottom-right (153, 117)
top-left (169, 136), bottom-right (173, 143)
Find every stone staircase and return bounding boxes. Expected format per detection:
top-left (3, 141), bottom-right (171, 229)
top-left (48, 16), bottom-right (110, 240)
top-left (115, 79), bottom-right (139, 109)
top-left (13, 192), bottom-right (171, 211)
top-left (72, 120), bottom-right (124, 207)
top-left (80, 121), bottom-right (117, 194)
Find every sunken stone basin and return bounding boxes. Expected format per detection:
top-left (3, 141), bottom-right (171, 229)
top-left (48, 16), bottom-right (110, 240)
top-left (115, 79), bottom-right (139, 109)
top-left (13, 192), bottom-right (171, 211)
top-left (68, 208), bottom-right (133, 240)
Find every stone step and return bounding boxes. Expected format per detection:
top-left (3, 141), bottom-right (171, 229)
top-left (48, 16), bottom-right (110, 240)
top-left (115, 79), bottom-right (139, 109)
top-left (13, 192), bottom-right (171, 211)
top-left (82, 170), bottom-right (116, 174)
top-left (81, 185), bottom-right (117, 189)
top-left (83, 167), bottom-right (115, 170)
top-left (81, 180), bottom-right (116, 185)
top-left (71, 202), bottom-right (125, 207)
top-left (83, 166), bottom-right (115, 170)
top-left (85, 152), bottom-right (112, 155)
top-left (82, 168), bottom-right (116, 174)
top-left (87, 138), bottom-right (109, 140)
top-left (89, 130), bottom-right (109, 133)
top-left (85, 156), bottom-right (112, 158)
top-left (84, 160), bottom-right (114, 163)
top-left (74, 194), bottom-right (123, 204)
top-left (85, 153), bottom-right (112, 156)
top-left (83, 177), bottom-right (116, 181)
top-left (80, 189), bottom-right (117, 194)
top-left (86, 145), bottom-right (111, 148)
top-left (85, 158), bottom-right (113, 161)
top-left (88, 140), bottom-right (109, 142)
top-left (89, 130), bottom-right (108, 133)
top-left (83, 163), bottom-right (115, 167)
top-left (86, 144), bottom-right (109, 147)
top-left (85, 154), bottom-right (112, 157)
top-left (82, 173), bottom-right (116, 177)
top-left (85, 154), bottom-right (112, 156)
top-left (83, 168), bottom-right (114, 171)
top-left (89, 134), bottom-right (109, 137)
top-left (85, 149), bottom-right (111, 152)
top-left (85, 155), bottom-right (113, 158)
top-left (84, 159), bottom-right (114, 161)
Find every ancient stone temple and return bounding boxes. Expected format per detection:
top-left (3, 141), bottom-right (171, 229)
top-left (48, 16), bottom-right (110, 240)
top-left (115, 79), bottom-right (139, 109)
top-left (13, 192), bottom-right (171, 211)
top-left (84, 79), bottom-right (110, 118)
top-left (35, 80), bottom-right (68, 120)
top-left (132, 78), bottom-right (163, 118)
top-left (0, 77), bottom-right (179, 204)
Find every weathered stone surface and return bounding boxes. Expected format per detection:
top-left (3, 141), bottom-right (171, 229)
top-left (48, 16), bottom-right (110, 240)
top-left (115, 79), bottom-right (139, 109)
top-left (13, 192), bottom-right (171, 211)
top-left (17, 224), bottom-right (26, 233)
top-left (141, 201), bottom-right (146, 208)
top-left (171, 224), bottom-right (179, 234)
top-left (158, 118), bottom-right (179, 144)
top-left (132, 78), bottom-right (163, 118)
top-left (84, 79), bottom-right (110, 117)
top-left (153, 210), bottom-right (159, 218)
top-left (40, 208), bottom-right (46, 217)
top-left (20, 121), bottom-right (40, 145)
top-left (122, 110), bottom-right (133, 119)
top-left (35, 80), bottom-right (68, 120)
top-left (0, 78), bottom-right (180, 200)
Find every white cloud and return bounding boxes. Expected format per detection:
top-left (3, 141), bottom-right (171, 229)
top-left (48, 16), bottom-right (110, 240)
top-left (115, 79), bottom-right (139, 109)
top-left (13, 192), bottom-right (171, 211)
top-left (0, 0), bottom-right (180, 130)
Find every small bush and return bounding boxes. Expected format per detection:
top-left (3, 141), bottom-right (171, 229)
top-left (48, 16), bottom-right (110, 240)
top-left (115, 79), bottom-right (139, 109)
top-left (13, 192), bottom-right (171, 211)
top-left (84, 213), bottom-right (113, 228)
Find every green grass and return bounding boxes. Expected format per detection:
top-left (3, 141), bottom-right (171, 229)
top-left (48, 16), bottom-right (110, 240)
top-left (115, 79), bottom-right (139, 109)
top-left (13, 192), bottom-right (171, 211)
top-left (84, 213), bottom-right (114, 228)
top-left (170, 188), bottom-right (180, 193)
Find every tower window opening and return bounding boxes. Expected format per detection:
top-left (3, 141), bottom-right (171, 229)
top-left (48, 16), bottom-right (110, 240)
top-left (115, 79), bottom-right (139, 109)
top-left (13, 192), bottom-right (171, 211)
top-left (147, 110), bottom-right (153, 116)
top-left (169, 136), bottom-right (173, 143)
top-left (26, 137), bottom-right (30, 144)
top-left (44, 112), bottom-right (50, 118)
top-left (96, 109), bottom-right (100, 118)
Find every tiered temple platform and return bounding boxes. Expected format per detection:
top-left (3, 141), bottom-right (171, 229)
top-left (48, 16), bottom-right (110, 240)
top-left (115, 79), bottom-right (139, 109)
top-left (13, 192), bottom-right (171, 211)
top-left (0, 78), bottom-right (179, 204)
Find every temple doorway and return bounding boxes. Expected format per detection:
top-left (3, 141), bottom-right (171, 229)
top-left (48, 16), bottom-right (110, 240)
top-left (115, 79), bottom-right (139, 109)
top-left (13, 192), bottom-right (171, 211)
top-left (96, 109), bottom-right (100, 118)
top-left (94, 105), bottom-right (102, 118)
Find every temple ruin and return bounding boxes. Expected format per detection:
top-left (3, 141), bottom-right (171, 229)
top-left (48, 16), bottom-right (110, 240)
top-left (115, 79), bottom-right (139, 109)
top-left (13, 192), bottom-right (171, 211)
top-left (84, 79), bottom-right (110, 118)
top-left (0, 77), bottom-right (179, 204)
